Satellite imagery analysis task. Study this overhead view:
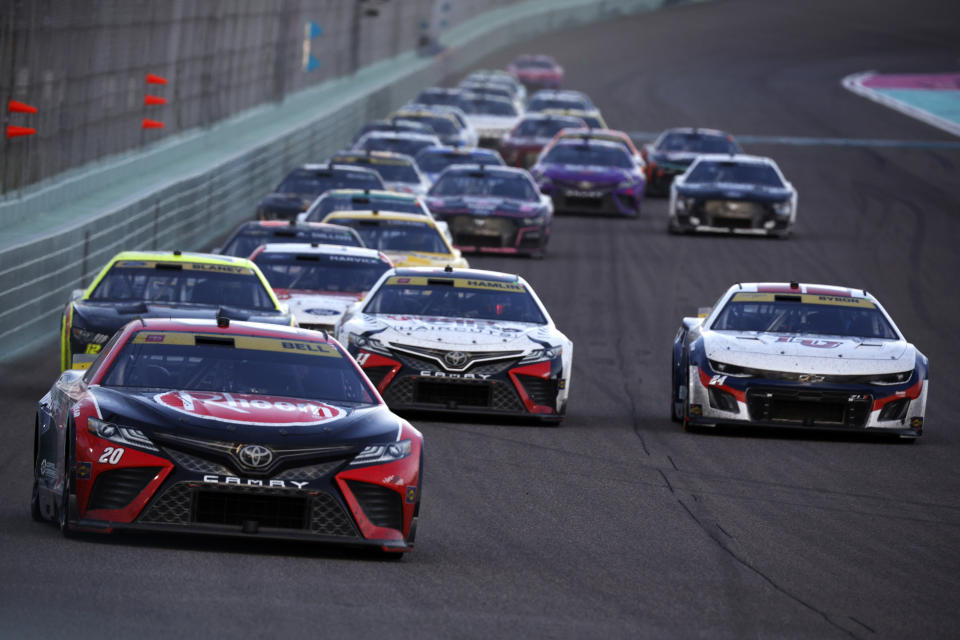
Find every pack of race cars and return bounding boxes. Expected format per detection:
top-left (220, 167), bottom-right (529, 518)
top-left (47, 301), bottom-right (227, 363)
top-left (32, 53), bottom-right (928, 556)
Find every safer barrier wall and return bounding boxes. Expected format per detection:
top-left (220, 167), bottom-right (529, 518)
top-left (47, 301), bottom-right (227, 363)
top-left (0, 0), bottom-right (690, 361)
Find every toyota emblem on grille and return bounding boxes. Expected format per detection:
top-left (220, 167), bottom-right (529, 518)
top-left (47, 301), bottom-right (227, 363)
top-left (579, 181), bottom-right (593, 189)
top-left (237, 444), bottom-right (273, 468)
top-left (798, 374), bottom-right (825, 383)
top-left (444, 351), bottom-right (469, 368)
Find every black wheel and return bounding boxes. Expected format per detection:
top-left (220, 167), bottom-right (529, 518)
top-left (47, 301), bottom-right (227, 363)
top-left (58, 427), bottom-right (75, 536)
top-left (30, 477), bottom-right (44, 523)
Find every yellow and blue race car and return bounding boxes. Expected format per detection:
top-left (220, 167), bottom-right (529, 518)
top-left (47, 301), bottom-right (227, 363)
top-left (320, 211), bottom-right (468, 269)
top-left (60, 251), bottom-right (294, 370)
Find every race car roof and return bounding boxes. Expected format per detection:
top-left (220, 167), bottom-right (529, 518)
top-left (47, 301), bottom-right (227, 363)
top-left (658, 127), bottom-right (732, 138)
top-left (120, 317), bottom-right (334, 341)
top-left (319, 188), bottom-right (419, 201)
top-left (439, 164), bottom-right (530, 177)
top-left (692, 153), bottom-right (779, 166)
top-left (727, 282), bottom-right (872, 300)
top-left (390, 266), bottom-right (521, 283)
top-left (322, 210), bottom-right (440, 226)
top-left (330, 150), bottom-right (417, 166)
top-left (257, 242), bottom-right (386, 260)
top-left (106, 250), bottom-right (252, 267)
top-left (242, 220), bottom-right (359, 230)
top-left (300, 163), bottom-right (382, 174)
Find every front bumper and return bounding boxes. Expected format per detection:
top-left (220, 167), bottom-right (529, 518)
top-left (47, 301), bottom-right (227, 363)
top-left (685, 365), bottom-right (926, 437)
top-left (437, 213), bottom-right (549, 256)
top-left (672, 199), bottom-right (791, 235)
top-left (356, 349), bottom-right (565, 420)
top-left (541, 183), bottom-right (642, 216)
top-left (65, 432), bottom-right (420, 551)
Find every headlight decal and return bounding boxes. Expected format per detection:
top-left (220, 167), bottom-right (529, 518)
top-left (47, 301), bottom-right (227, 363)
top-left (349, 439), bottom-right (412, 466)
top-left (87, 418), bottom-right (159, 452)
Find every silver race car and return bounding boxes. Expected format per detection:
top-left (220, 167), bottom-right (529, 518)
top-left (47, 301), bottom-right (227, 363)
top-left (671, 282), bottom-right (928, 439)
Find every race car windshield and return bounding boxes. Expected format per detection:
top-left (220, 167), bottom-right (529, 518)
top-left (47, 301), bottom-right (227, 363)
top-left (542, 144), bottom-right (633, 169)
top-left (466, 98), bottom-right (518, 116)
top-left (711, 301), bottom-right (898, 339)
top-left (101, 334), bottom-right (376, 404)
top-left (366, 162), bottom-right (420, 183)
top-left (429, 173), bottom-right (540, 201)
top-left (658, 133), bottom-right (736, 154)
top-left (307, 194), bottom-right (424, 221)
top-left (89, 264), bottom-right (277, 311)
top-left (221, 227), bottom-right (362, 257)
top-left (254, 253), bottom-right (390, 293)
top-left (356, 136), bottom-right (438, 158)
top-left (365, 280), bottom-right (547, 324)
top-left (276, 169), bottom-right (384, 197)
top-left (397, 116), bottom-right (458, 136)
top-left (335, 219), bottom-right (450, 254)
top-left (516, 59), bottom-right (555, 69)
top-left (512, 118), bottom-right (583, 138)
top-left (528, 98), bottom-right (588, 112)
top-left (416, 152), bottom-right (501, 174)
top-left (685, 162), bottom-right (785, 187)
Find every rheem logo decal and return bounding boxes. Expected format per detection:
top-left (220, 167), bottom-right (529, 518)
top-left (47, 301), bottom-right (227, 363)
top-left (153, 391), bottom-right (344, 426)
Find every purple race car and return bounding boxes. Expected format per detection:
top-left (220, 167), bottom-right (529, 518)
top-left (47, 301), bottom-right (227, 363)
top-left (425, 165), bottom-right (554, 258)
top-left (531, 139), bottom-right (644, 216)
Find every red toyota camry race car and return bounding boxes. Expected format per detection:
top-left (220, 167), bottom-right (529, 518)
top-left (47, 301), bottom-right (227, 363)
top-left (32, 317), bottom-right (422, 556)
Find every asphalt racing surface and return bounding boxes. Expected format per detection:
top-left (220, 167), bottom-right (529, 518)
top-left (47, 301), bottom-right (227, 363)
top-left (3, 1), bottom-right (959, 637)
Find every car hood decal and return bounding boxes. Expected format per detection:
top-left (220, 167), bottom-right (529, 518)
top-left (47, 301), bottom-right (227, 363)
top-left (274, 290), bottom-right (362, 323)
top-left (90, 387), bottom-right (398, 443)
top-left (702, 331), bottom-right (913, 375)
top-left (367, 314), bottom-right (548, 348)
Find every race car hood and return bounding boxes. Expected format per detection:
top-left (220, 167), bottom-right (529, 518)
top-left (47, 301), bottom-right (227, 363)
top-left (259, 192), bottom-right (313, 212)
top-left (90, 386), bottom-right (399, 445)
top-left (273, 290), bottom-right (362, 326)
top-left (702, 331), bottom-right (914, 375)
top-left (381, 251), bottom-right (460, 268)
top-left (540, 163), bottom-right (635, 185)
top-left (467, 114), bottom-right (521, 134)
top-left (72, 301), bottom-right (288, 334)
top-left (651, 151), bottom-right (699, 167)
top-left (383, 180), bottom-right (427, 196)
top-left (428, 195), bottom-right (543, 218)
top-left (676, 182), bottom-right (793, 202)
top-left (365, 313), bottom-right (553, 349)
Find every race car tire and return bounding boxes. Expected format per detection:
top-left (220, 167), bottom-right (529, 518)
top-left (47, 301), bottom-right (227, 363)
top-left (30, 478), bottom-right (44, 523)
top-left (58, 423), bottom-right (76, 537)
top-left (31, 423), bottom-right (44, 522)
top-left (670, 356), bottom-right (685, 423)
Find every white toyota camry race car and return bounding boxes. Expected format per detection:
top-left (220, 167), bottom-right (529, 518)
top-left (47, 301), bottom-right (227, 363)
top-left (335, 266), bottom-right (572, 423)
top-left (671, 282), bottom-right (928, 439)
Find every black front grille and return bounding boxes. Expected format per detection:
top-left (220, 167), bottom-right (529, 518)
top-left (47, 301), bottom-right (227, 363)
top-left (196, 489), bottom-right (308, 529)
top-left (416, 380), bottom-right (491, 407)
top-left (711, 216), bottom-right (755, 229)
top-left (346, 481), bottom-right (403, 531)
top-left (456, 232), bottom-right (507, 247)
top-left (515, 374), bottom-right (558, 408)
top-left (138, 482), bottom-right (358, 537)
top-left (87, 467), bottom-right (162, 510)
top-left (746, 387), bottom-right (872, 427)
top-left (383, 375), bottom-right (526, 413)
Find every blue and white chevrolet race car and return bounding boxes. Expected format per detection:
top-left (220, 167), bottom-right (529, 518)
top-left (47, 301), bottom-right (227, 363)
top-left (671, 282), bottom-right (928, 439)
